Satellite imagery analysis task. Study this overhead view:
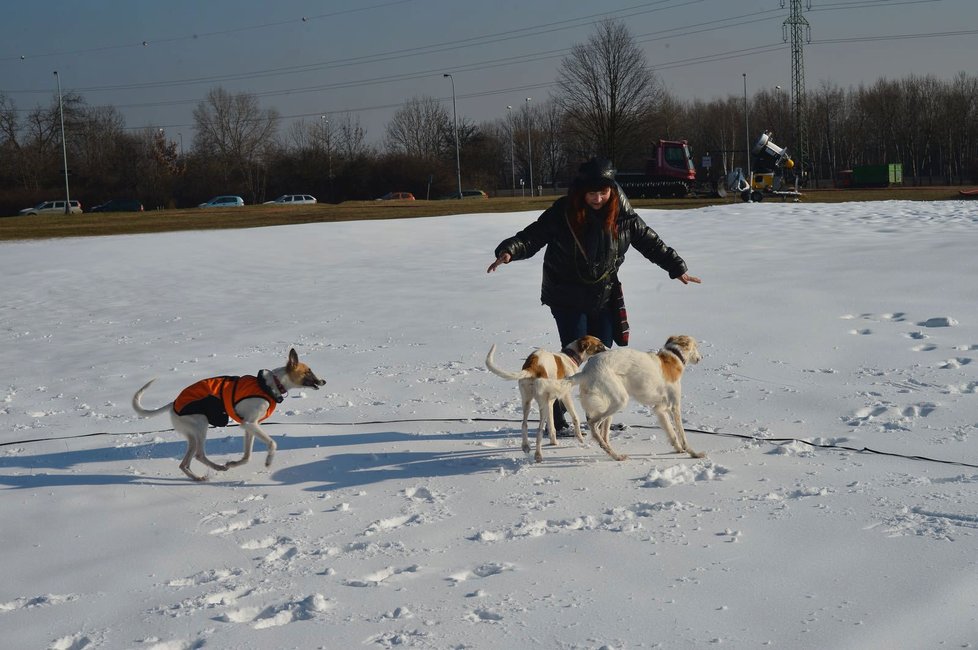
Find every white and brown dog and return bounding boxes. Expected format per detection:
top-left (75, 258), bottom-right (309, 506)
top-left (570, 335), bottom-right (704, 461)
top-left (132, 348), bottom-right (326, 481)
top-left (485, 335), bottom-right (606, 462)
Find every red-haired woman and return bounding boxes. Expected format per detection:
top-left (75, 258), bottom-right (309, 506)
top-left (487, 158), bottom-right (700, 432)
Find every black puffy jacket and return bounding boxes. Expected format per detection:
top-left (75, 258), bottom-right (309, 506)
top-left (494, 186), bottom-right (688, 311)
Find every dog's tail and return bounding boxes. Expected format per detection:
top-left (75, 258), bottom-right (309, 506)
top-left (552, 373), bottom-right (582, 392)
top-left (485, 344), bottom-right (529, 381)
top-left (131, 379), bottom-right (173, 418)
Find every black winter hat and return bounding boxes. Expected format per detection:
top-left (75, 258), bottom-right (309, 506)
top-left (574, 157), bottom-right (617, 190)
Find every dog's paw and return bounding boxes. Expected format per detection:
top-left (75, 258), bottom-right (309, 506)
top-left (522, 443), bottom-right (531, 453)
top-left (534, 452), bottom-right (544, 463)
top-left (614, 453), bottom-right (629, 462)
top-left (688, 450), bottom-right (707, 459)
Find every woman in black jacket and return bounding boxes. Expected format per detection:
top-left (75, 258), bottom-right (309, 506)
top-left (487, 157), bottom-right (700, 431)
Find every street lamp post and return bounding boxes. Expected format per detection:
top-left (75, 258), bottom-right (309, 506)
top-left (321, 115), bottom-right (333, 201)
top-left (443, 74), bottom-right (462, 199)
top-left (525, 97), bottom-right (533, 197)
top-left (743, 73), bottom-right (752, 202)
top-left (506, 105), bottom-right (515, 194)
top-left (54, 71), bottom-right (71, 214)
top-left (775, 85), bottom-right (783, 138)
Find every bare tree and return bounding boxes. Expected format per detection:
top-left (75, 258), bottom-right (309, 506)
top-left (555, 19), bottom-right (664, 164)
top-left (538, 100), bottom-right (568, 187)
top-left (73, 105), bottom-right (126, 186)
top-left (283, 120), bottom-right (312, 152)
top-left (192, 87), bottom-right (279, 200)
top-left (384, 95), bottom-right (450, 159)
top-left (336, 112), bottom-right (369, 161)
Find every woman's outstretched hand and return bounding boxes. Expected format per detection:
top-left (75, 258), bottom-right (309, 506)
top-left (677, 273), bottom-right (702, 285)
top-left (487, 252), bottom-right (512, 273)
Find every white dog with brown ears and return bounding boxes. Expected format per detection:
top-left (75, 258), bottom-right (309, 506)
top-left (486, 335), bottom-right (607, 462)
top-left (570, 335), bottom-right (705, 462)
top-left (132, 348), bottom-right (326, 481)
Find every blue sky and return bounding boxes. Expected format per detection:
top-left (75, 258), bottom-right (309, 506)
top-left (2, 0), bottom-right (975, 145)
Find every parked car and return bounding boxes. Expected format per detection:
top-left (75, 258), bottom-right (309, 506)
top-left (376, 192), bottom-right (416, 201)
top-left (263, 194), bottom-right (317, 205)
top-left (198, 195), bottom-right (245, 208)
top-left (439, 189), bottom-right (488, 200)
top-left (89, 199), bottom-right (144, 213)
top-left (18, 199), bottom-right (83, 215)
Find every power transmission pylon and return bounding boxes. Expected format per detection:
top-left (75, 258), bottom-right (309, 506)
top-left (782, 0), bottom-right (811, 183)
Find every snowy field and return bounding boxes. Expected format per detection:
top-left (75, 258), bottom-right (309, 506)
top-left (1, 200), bottom-right (976, 649)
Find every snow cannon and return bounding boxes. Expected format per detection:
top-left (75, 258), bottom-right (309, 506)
top-left (752, 131), bottom-right (793, 170)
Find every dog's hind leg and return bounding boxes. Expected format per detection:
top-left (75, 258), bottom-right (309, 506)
top-left (585, 388), bottom-right (629, 461)
top-left (532, 397), bottom-right (555, 462)
top-left (174, 417), bottom-right (225, 481)
top-left (519, 382), bottom-right (533, 455)
top-left (560, 393), bottom-right (585, 444)
top-left (586, 413), bottom-right (627, 461)
top-left (178, 434), bottom-right (205, 481)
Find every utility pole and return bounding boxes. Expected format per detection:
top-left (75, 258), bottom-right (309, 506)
top-left (743, 73), bottom-right (751, 203)
top-left (444, 74), bottom-right (462, 199)
top-left (54, 71), bottom-right (71, 214)
top-left (525, 97), bottom-right (533, 197)
top-left (782, 0), bottom-right (811, 184)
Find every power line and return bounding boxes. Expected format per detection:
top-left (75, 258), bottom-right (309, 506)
top-left (5, 0), bottom-right (697, 91)
top-left (0, 0), bottom-right (419, 63)
top-left (5, 0), bottom-right (969, 136)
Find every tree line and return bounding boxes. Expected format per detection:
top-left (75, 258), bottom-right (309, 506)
top-left (1, 20), bottom-right (975, 215)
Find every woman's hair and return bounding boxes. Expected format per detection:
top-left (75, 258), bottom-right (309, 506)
top-left (567, 184), bottom-right (619, 235)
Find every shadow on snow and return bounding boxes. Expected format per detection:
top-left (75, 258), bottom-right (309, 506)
top-left (0, 427), bottom-right (519, 490)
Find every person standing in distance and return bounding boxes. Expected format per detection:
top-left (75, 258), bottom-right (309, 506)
top-left (487, 157), bottom-right (701, 433)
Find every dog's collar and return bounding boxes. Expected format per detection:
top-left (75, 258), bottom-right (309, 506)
top-left (663, 343), bottom-right (686, 365)
top-left (560, 346), bottom-right (583, 366)
top-left (257, 369), bottom-right (287, 403)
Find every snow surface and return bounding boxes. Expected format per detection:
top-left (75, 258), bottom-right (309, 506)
top-left (1, 200), bottom-right (977, 649)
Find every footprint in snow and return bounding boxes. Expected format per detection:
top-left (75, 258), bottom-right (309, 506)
top-left (220, 594), bottom-right (333, 628)
top-left (938, 357), bottom-right (972, 369)
top-left (918, 316), bottom-right (958, 328)
top-left (0, 593), bottom-right (78, 612)
top-left (344, 565), bottom-right (420, 587)
top-left (164, 568), bottom-right (243, 588)
top-left (402, 485), bottom-right (443, 502)
top-left (208, 517), bottom-right (263, 535)
top-left (363, 513), bottom-right (425, 536)
top-left (465, 607), bottom-right (504, 622)
top-left (448, 562), bottom-right (515, 584)
top-left (48, 634), bottom-right (94, 650)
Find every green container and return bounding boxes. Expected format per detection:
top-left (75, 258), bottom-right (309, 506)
top-left (852, 163), bottom-right (903, 187)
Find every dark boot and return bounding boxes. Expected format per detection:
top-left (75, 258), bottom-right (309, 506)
top-left (552, 401), bottom-right (573, 437)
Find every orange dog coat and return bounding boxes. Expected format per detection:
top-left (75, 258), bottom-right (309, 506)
top-left (173, 374), bottom-right (279, 427)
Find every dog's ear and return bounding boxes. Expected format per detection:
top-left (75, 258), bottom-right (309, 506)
top-left (288, 348), bottom-right (299, 369)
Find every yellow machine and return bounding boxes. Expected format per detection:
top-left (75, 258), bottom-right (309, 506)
top-left (748, 132), bottom-right (801, 201)
top-left (723, 131), bottom-right (801, 202)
